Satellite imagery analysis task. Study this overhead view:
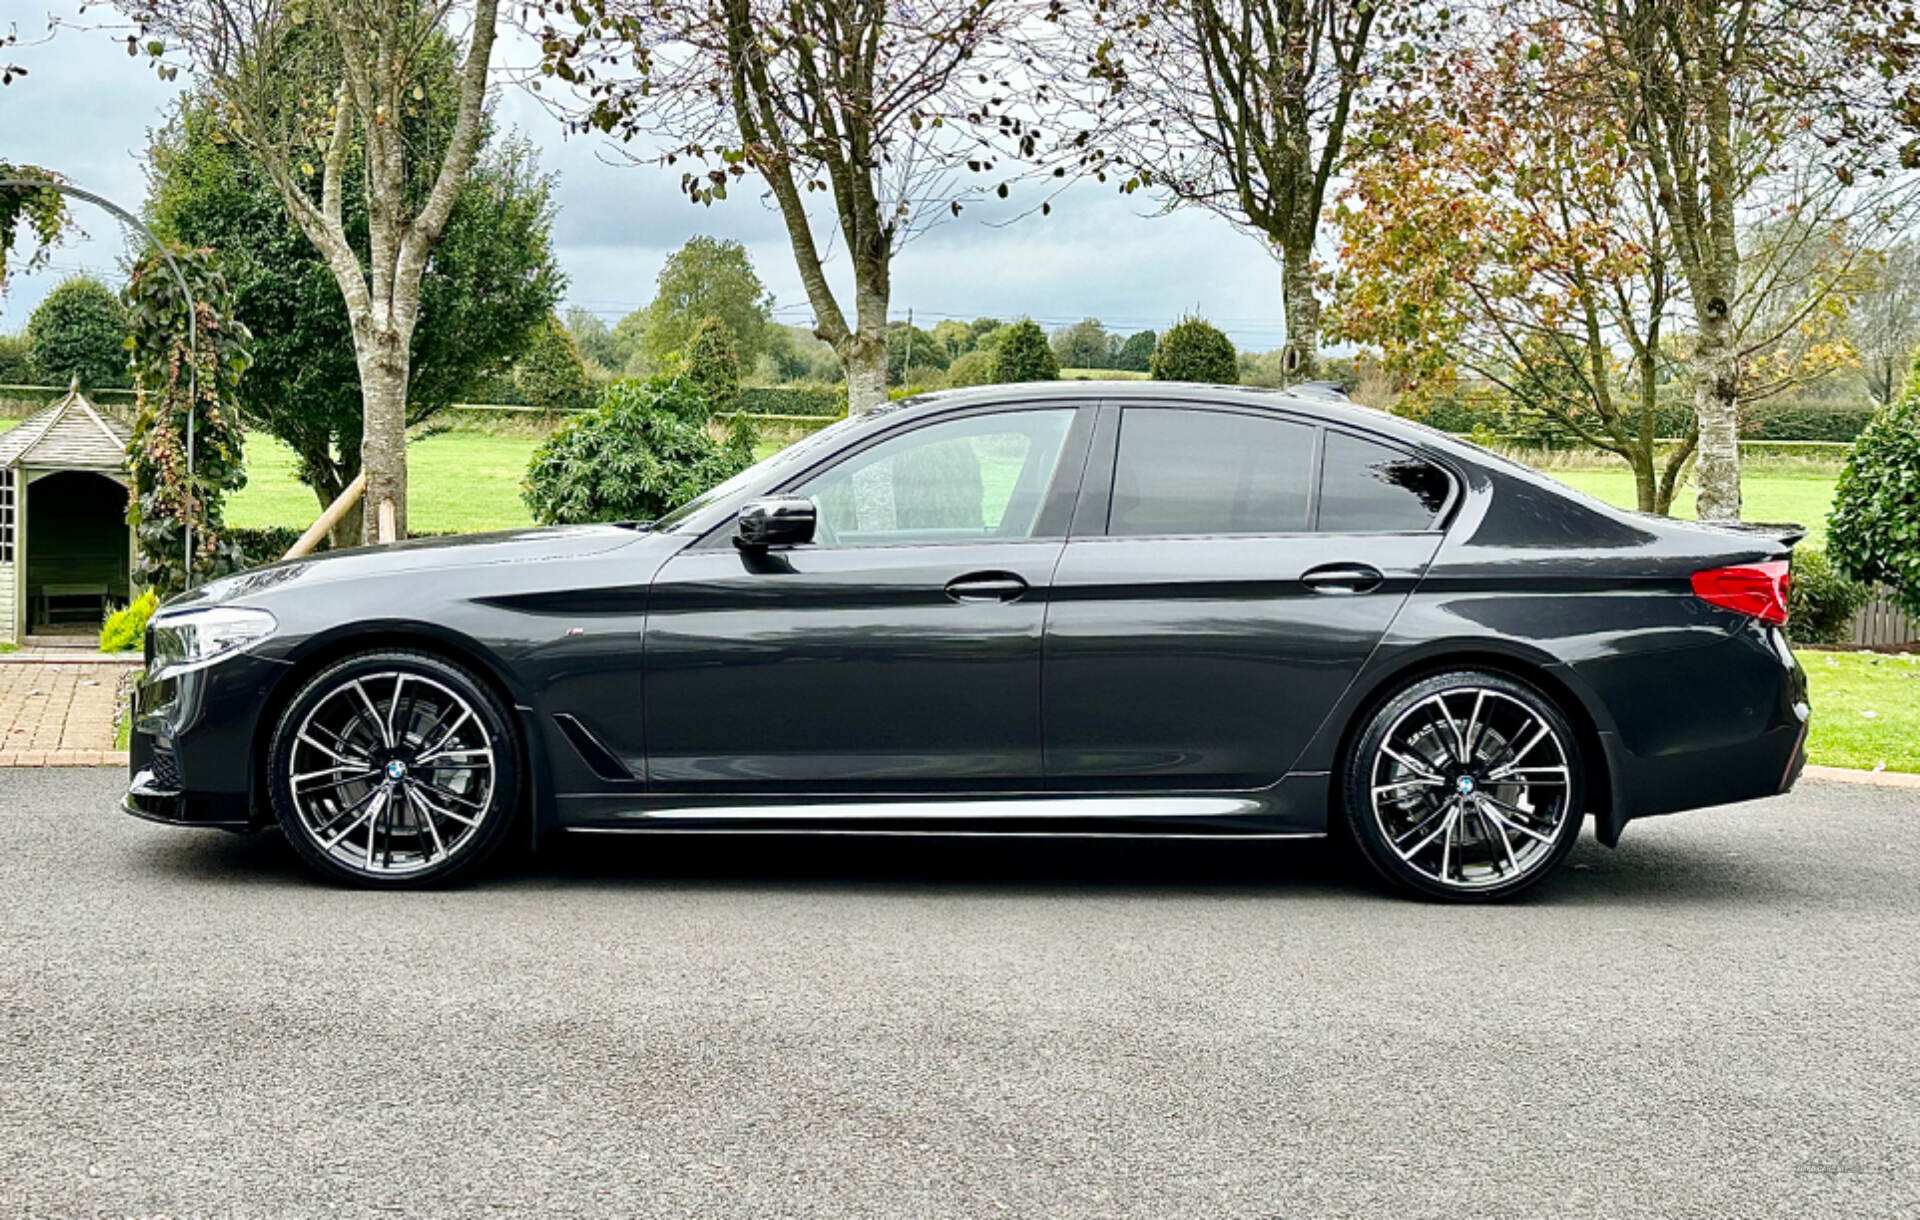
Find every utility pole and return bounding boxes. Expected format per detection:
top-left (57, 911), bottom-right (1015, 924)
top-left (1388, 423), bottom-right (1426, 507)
top-left (903, 308), bottom-right (914, 388)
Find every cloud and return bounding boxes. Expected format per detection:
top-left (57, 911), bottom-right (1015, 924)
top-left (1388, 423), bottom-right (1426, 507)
top-left (5, 19), bottom-right (1293, 350)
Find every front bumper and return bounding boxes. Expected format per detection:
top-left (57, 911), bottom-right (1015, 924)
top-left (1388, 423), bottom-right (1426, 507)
top-left (121, 651), bottom-right (292, 831)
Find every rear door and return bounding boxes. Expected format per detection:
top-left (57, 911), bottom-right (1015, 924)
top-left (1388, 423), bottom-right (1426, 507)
top-left (1043, 404), bottom-right (1454, 789)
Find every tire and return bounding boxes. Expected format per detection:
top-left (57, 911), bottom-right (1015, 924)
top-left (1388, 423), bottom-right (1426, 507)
top-left (267, 650), bottom-right (521, 888)
top-left (1341, 669), bottom-right (1585, 902)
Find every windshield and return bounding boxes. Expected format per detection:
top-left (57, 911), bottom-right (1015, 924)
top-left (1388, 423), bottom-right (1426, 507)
top-left (652, 415), bottom-right (865, 531)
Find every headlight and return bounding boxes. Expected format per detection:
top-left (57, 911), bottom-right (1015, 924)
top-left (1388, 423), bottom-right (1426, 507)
top-left (147, 606), bottom-right (278, 678)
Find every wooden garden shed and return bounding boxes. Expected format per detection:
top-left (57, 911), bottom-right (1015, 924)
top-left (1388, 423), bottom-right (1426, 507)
top-left (0, 386), bottom-right (135, 645)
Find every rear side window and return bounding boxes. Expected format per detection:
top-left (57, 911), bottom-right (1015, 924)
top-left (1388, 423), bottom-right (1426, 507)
top-left (1318, 432), bottom-right (1451, 532)
top-left (1109, 408), bottom-right (1316, 536)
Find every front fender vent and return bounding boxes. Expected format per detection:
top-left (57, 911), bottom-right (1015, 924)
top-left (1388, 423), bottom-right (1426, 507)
top-left (552, 713), bottom-right (638, 783)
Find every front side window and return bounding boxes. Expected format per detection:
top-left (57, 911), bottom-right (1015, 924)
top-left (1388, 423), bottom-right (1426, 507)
top-left (1318, 432), bottom-right (1451, 532)
top-left (795, 409), bottom-right (1077, 546)
top-left (1109, 408), bottom-right (1316, 536)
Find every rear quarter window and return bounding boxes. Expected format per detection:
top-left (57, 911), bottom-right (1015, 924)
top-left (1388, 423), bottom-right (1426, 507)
top-left (1318, 432), bottom-right (1452, 532)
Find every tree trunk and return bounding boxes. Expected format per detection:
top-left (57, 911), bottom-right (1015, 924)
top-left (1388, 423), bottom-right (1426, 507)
top-left (356, 327), bottom-right (412, 542)
top-left (1281, 244), bottom-right (1320, 383)
top-left (843, 280), bottom-right (890, 415)
top-left (1692, 321), bottom-right (1742, 522)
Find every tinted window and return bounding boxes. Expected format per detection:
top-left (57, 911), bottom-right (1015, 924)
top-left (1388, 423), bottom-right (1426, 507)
top-left (1110, 408), bottom-right (1315, 536)
top-left (796, 409), bottom-right (1077, 545)
top-left (1318, 432), bottom-right (1450, 532)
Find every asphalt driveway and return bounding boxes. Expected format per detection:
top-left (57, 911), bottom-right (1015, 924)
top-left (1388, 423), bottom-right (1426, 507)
top-left (2, 768), bottom-right (1916, 1219)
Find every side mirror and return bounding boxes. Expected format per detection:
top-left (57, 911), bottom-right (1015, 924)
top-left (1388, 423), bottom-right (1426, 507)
top-left (735, 497), bottom-right (817, 550)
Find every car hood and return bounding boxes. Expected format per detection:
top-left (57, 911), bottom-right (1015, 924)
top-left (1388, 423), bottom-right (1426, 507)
top-left (164, 523), bottom-right (652, 610)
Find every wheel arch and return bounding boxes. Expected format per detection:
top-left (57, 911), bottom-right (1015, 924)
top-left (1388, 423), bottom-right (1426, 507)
top-left (1321, 643), bottom-right (1617, 839)
top-left (249, 623), bottom-right (547, 843)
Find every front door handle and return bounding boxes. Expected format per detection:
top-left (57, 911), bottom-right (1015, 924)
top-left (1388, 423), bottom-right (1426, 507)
top-left (946, 571), bottom-right (1029, 603)
top-left (1301, 562), bottom-right (1385, 595)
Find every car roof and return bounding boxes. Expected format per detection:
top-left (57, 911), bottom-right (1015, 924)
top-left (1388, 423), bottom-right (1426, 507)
top-left (877, 380), bottom-right (1446, 449)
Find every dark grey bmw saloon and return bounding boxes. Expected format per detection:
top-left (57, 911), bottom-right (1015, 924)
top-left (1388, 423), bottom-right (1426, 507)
top-left (123, 382), bottom-right (1809, 900)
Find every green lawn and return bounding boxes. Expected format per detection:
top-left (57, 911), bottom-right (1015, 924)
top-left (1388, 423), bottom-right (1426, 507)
top-left (226, 430), bottom-right (542, 534)
top-left (1549, 466), bottom-right (1840, 548)
top-left (1060, 368), bottom-right (1149, 380)
top-left (1802, 651), bottom-right (1920, 773)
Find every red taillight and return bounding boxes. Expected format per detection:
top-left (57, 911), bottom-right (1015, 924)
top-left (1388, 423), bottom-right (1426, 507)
top-left (1692, 560), bottom-right (1792, 625)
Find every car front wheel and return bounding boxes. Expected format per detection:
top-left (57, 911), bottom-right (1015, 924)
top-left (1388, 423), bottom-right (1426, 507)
top-left (267, 650), bottom-right (520, 887)
top-left (1342, 669), bottom-right (1585, 902)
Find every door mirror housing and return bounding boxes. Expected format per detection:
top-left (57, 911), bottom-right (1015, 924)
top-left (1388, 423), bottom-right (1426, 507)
top-left (735, 497), bottom-right (817, 550)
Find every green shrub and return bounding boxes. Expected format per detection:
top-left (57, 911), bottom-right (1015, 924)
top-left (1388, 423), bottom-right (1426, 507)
top-left (1787, 548), bottom-right (1871, 644)
top-left (1829, 375), bottom-right (1920, 619)
top-left (992, 320), bottom-right (1059, 383)
top-left (513, 313), bottom-right (594, 411)
top-left (228, 525), bottom-right (314, 568)
top-left (1151, 317), bottom-right (1237, 383)
top-left (28, 276), bottom-right (131, 390)
top-left (522, 377), bottom-right (752, 525)
top-left (733, 385), bottom-right (844, 416)
top-left (683, 315), bottom-right (741, 412)
top-left (946, 349), bottom-right (998, 388)
top-left (0, 333), bottom-right (32, 384)
top-left (100, 590), bottom-right (160, 653)
top-left (1115, 329), bottom-right (1157, 372)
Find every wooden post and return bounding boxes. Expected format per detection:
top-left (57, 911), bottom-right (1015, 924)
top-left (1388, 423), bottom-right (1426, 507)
top-left (376, 498), bottom-right (398, 544)
top-left (282, 473), bottom-right (367, 560)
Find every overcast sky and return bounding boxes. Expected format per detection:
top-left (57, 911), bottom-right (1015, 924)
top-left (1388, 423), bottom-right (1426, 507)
top-left (1, 10), bottom-right (1297, 349)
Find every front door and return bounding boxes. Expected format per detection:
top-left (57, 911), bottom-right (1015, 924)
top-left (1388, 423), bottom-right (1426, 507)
top-left (642, 404), bottom-right (1092, 792)
top-left (1044, 406), bottom-right (1454, 789)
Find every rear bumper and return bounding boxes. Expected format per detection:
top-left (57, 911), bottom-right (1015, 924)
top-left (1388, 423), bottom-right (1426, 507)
top-left (1590, 624), bottom-right (1809, 841)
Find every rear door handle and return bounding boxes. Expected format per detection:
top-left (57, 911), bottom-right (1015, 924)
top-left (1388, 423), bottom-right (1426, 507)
top-left (1301, 563), bottom-right (1385, 595)
top-left (945, 571), bottom-right (1029, 603)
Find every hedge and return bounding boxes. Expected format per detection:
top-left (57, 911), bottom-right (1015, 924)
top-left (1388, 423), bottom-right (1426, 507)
top-left (734, 385), bottom-right (844, 416)
top-left (1414, 393), bottom-right (1876, 444)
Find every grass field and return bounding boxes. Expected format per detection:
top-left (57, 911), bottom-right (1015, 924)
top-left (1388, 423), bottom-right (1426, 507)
top-left (227, 430), bottom-right (543, 534)
top-left (1549, 466), bottom-right (1840, 548)
top-left (1802, 651), bottom-right (1920, 772)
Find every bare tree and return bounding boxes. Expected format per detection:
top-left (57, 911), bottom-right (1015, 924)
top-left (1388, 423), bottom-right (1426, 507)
top-left (117, 0), bottom-right (504, 541)
top-left (1072, 0), bottom-right (1406, 380)
top-left (1850, 241), bottom-right (1920, 405)
top-left (538, 0), bottom-right (1043, 413)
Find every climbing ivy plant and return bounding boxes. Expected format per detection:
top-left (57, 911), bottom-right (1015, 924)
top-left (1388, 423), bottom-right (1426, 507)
top-left (124, 244), bottom-right (252, 596)
top-left (0, 164), bottom-right (72, 293)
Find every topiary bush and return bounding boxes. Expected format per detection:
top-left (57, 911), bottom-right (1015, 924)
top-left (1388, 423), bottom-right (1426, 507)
top-left (513, 312), bottom-right (594, 411)
top-left (100, 590), bottom-right (159, 653)
top-left (991, 319), bottom-right (1059, 383)
top-left (683, 315), bottom-right (741, 413)
top-left (1151, 317), bottom-right (1237, 383)
top-left (1787, 548), bottom-right (1871, 644)
top-left (28, 276), bottom-right (131, 390)
top-left (946, 349), bottom-right (997, 388)
top-left (522, 377), bottom-right (752, 525)
top-left (1829, 373), bottom-right (1920, 619)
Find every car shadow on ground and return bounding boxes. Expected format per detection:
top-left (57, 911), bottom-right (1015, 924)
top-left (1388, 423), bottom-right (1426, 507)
top-left (129, 819), bottom-right (1786, 907)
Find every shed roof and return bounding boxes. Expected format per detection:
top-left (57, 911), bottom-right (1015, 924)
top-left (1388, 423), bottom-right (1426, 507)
top-left (0, 387), bottom-right (132, 471)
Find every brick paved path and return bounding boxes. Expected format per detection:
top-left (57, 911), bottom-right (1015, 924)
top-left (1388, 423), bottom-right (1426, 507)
top-left (0, 659), bottom-right (138, 767)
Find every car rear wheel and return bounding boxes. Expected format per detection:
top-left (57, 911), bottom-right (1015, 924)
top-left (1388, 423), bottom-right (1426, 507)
top-left (1342, 670), bottom-right (1584, 902)
top-left (267, 650), bottom-right (520, 887)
